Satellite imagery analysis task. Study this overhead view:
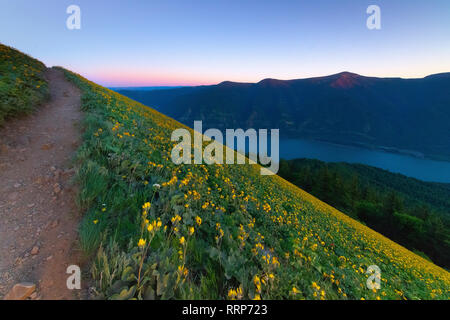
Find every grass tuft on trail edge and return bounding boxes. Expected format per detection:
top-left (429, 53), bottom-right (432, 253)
top-left (60, 67), bottom-right (449, 300)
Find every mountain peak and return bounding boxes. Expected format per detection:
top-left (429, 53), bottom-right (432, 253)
top-left (330, 72), bottom-right (363, 88)
top-left (335, 71), bottom-right (361, 77)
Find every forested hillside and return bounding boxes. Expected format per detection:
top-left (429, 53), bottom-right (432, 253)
top-left (278, 159), bottom-right (450, 269)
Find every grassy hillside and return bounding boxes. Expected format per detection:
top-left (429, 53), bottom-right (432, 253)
top-left (61, 68), bottom-right (450, 300)
top-left (0, 44), bottom-right (48, 125)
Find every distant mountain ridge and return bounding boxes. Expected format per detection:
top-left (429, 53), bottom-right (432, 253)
top-left (117, 72), bottom-right (450, 161)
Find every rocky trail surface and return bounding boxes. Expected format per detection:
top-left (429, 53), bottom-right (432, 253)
top-left (0, 68), bottom-right (87, 299)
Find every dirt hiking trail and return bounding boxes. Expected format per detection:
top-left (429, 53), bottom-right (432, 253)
top-left (0, 68), bottom-right (87, 299)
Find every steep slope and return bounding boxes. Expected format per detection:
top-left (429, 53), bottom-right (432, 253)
top-left (117, 72), bottom-right (450, 161)
top-left (63, 69), bottom-right (449, 300)
top-left (0, 44), bottom-right (48, 125)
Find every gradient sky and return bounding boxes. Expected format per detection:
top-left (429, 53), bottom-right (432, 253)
top-left (1, 0), bottom-right (450, 86)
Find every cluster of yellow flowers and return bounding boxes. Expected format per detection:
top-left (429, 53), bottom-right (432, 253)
top-left (227, 287), bottom-right (243, 300)
top-left (171, 214), bottom-right (182, 224)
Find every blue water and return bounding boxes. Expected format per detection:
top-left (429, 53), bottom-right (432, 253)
top-left (279, 139), bottom-right (450, 183)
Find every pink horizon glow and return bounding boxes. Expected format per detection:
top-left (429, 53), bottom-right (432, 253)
top-left (74, 67), bottom-right (449, 88)
top-left (78, 68), bottom-right (220, 87)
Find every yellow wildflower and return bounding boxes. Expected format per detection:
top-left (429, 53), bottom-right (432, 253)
top-left (138, 238), bottom-right (146, 248)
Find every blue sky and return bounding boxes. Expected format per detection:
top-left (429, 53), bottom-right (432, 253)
top-left (1, 0), bottom-right (449, 86)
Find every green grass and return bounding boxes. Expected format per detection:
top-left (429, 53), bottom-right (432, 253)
top-left (60, 67), bottom-right (450, 301)
top-left (0, 44), bottom-right (49, 125)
